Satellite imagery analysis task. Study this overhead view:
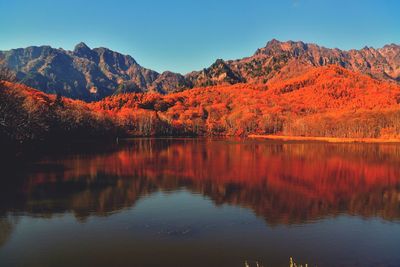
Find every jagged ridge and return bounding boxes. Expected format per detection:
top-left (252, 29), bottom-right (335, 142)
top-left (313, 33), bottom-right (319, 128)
top-left (0, 40), bottom-right (399, 101)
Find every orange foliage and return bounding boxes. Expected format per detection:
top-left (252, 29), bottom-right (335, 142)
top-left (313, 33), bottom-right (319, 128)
top-left (11, 140), bottom-right (400, 223)
top-left (92, 65), bottom-right (400, 137)
top-left (0, 81), bottom-right (119, 147)
top-left (2, 65), bottom-right (400, 142)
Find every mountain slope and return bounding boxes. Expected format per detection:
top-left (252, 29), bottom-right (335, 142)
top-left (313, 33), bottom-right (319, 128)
top-left (1, 40), bottom-right (399, 101)
top-left (93, 65), bottom-right (400, 137)
top-left (220, 39), bottom-right (400, 84)
top-left (0, 43), bottom-right (184, 101)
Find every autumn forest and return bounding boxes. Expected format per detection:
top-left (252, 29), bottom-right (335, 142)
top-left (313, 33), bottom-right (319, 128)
top-left (1, 63), bottom-right (400, 157)
top-left (2, 0), bottom-right (400, 265)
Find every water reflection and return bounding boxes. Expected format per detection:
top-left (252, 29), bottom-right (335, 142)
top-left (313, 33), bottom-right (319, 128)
top-left (0, 217), bottom-right (17, 248)
top-left (2, 138), bottom-right (400, 224)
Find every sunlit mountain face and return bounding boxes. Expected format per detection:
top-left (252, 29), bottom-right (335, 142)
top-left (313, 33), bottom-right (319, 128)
top-left (2, 138), bottom-right (399, 224)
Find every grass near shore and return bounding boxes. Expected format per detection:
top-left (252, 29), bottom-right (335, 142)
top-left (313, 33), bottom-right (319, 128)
top-left (244, 257), bottom-right (309, 267)
top-left (248, 134), bottom-right (400, 143)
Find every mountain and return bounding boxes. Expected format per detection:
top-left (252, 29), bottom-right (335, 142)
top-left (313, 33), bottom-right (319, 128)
top-left (93, 65), bottom-right (400, 137)
top-left (172, 39), bottom-right (400, 88)
top-left (0, 42), bottom-right (186, 101)
top-left (1, 40), bottom-right (399, 101)
top-left (205, 39), bottom-right (400, 85)
top-left (98, 65), bottom-right (400, 115)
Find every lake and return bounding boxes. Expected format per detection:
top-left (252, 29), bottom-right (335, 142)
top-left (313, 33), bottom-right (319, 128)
top-left (1, 138), bottom-right (400, 267)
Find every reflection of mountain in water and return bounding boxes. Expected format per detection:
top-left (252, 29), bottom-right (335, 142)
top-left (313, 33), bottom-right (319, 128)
top-left (1, 139), bottom-right (400, 225)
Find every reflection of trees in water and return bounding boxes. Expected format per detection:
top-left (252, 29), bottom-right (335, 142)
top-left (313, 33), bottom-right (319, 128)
top-left (0, 174), bottom-right (160, 222)
top-left (1, 139), bottom-right (400, 224)
top-left (0, 217), bottom-right (18, 248)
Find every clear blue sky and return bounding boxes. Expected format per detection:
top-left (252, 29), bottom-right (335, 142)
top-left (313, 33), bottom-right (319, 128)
top-left (0, 0), bottom-right (399, 74)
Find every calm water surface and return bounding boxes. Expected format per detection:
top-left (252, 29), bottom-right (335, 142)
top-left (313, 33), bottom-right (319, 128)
top-left (1, 138), bottom-right (400, 267)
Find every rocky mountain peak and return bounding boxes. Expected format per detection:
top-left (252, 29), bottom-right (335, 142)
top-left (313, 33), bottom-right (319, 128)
top-left (265, 38), bottom-right (282, 47)
top-left (74, 42), bottom-right (90, 50)
top-left (73, 42), bottom-right (94, 58)
top-left (379, 43), bottom-right (400, 55)
top-left (254, 39), bottom-right (308, 56)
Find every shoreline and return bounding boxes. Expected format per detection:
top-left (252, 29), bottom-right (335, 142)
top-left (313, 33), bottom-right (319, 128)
top-left (248, 134), bottom-right (400, 143)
